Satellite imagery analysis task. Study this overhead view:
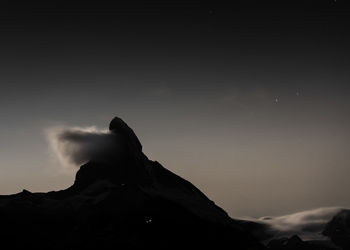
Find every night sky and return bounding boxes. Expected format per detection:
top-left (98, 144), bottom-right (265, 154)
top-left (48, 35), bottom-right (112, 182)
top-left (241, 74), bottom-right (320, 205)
top-left (1, 1), bottom-right (350, 217)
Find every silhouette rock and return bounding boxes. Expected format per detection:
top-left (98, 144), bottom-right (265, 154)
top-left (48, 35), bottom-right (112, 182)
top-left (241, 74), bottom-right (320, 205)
top-left (267, 235), bottom-right (336, 250)
top-left (109, 116), bottom-right (142, 153)
top-left (323, 209), bottom-right (350, 249)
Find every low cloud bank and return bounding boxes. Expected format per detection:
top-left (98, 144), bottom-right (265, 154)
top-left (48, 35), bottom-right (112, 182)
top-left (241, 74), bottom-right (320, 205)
top-left (255, 207), bottom-right (344, 240)
top-left (46, 126), bottom-right (121, 168)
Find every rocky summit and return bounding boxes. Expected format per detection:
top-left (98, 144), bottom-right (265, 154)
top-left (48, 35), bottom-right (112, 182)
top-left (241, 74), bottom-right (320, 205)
top-left (0, 117), bottom-right (265, 250)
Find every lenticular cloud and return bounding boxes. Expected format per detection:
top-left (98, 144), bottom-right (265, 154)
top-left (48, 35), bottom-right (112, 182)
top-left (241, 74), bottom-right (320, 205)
top-left (46, 126), bottom-right (121, 168)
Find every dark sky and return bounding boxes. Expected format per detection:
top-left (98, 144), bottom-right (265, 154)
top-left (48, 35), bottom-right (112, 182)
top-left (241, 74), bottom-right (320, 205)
top-left (0, 1), bottom-right (350, 217)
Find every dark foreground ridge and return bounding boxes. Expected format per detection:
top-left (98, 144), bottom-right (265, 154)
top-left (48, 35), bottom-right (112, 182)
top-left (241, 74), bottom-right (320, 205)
top-left (0, 117), bottom-right (264, 250)
top-left (0, 117), bottom-right (348, 249)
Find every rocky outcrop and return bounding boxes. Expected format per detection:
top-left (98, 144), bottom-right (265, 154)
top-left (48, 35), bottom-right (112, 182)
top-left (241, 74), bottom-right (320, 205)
top-left (267, 235), bottom-right (336, 250)
top-left (323, 209), bottom-right (350, 249)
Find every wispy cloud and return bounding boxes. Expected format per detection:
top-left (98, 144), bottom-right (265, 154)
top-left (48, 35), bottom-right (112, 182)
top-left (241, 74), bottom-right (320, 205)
top-left (46, 126), bottom-right (121, 168)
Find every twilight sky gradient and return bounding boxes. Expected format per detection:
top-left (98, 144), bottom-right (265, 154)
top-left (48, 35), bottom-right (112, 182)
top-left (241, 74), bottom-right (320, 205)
top-left (0, 1), bottom-right (350, 217)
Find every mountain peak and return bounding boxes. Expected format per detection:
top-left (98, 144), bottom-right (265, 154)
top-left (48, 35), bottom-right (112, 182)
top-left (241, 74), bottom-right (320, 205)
top-left (109, 116), bottom-right (142, 153)
top-left (0, 116), bottom-right (265, 249)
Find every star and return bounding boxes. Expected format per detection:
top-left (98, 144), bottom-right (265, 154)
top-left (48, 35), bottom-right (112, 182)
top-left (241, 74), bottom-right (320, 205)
top-left (274, 98), bottom-right (279, 103)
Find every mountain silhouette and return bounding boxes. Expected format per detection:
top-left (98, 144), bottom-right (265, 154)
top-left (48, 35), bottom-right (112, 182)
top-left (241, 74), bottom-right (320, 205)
top-left (0, 117), bottom-right (265, 250)
top-left (2, 117), bottom-right (347, 249)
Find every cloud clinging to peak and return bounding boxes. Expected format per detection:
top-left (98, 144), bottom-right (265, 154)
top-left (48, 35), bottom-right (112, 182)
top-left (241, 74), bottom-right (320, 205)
top-left (46, 126), bottom-right (121, 168)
